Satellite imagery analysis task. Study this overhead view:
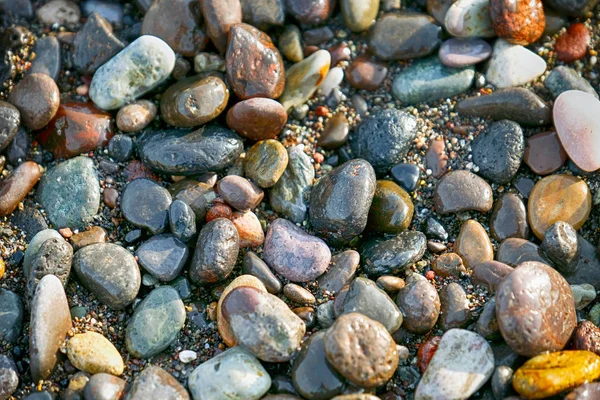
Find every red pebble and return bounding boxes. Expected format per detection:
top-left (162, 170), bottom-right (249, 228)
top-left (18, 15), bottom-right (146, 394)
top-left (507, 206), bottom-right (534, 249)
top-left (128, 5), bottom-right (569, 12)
top-left (206, 203), bottom-right (233, 222)
top-left (425, 270), bottom-right (435, 280)
top-left (417, 336), bottom-right (442, 373)
top-left (555, 23), bottom-right (590, 63)
top-left (123, 161), bottom-right (158, 182)
top-left (313, 152), bottom-right (324, 163)
top-left (315, 105), bottom-right (329, 117)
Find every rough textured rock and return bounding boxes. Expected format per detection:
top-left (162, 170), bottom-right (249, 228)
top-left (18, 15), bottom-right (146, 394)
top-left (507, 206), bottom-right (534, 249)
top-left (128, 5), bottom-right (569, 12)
top-left (189, 218), bottom-right (239, 284)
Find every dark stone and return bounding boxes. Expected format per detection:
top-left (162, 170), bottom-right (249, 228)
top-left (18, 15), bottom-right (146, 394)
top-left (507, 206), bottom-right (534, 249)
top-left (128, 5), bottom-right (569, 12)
top-left (136, 234), bottom-right (189, 282)
top-left (107, 134), bottom-right (133, 162)
top-left (285, 0), bottom-right (336, 25)
top-left (390, 163), bottom-right (420, 192)
top-left (476, 297), bottom-right (500, 340)
top-left (0, 289), bottom-right (23, 343)
top-left (0, 101), bottom-right (19, 152)
top-left (240, 0), bottom-right (285, 30)
top-left (189, 218), bottom-right (239, 284)
top-left (361, 231), bottom-right (427, 277)
top-left (84, 373), bottom-right (127, 400)
top-left (0, 355), bottom-right (19, 400)
top-left (27, 36), bottom-right (61, 81)
top-left (125, 229), bottom-right (142, 244)
top-left (5, 126), bottom-right (30, 165)
top-left (472, 261), bottom-right (513, 293)
top-left (121, 179), bottom-right (172, 234)
top-left (317, 249), bottom-right (360, 294)
top-left (169, 199), bottom-right (197, 242)
top-left (168, 180), bottom-right (215, 221)
top-left (242, 251), bottom-right (282, 294)
top-left (426, 217), bottom-right (448, 240)
top-left (489, 193), bottom-right (529, 241)
top-left (72, 13), bottom-right (124, 74)
top-left (545, 66), bottom-right (598, 99)
top-left (544, 0), bottom-right (598, 16)
top-left (496, 238), bottom-right (551, 267)
top-left (433, 170), bottom-right (493, 214)
top-left (10, 206), bottom-right (48, 239)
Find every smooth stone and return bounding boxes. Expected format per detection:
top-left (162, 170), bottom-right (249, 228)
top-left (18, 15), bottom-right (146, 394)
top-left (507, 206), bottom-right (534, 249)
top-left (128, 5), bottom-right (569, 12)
top-left (136, 234), bottom-right (189, 282)
top-left (496, 238), bottom-right (550, 266)
top-left (84, 373), bottom-right (127, 400)
top-left (455, 220), bottom-right (494, 268)
top-left (138, 126), bottom-right (243, 176)
top-left (546, 66), bottom-right (598, 99)
top-left (126, 286), bottom-right (185, 358)
top-left (554, 90), bottom-right (600, 172)
top-left (471, 120), bottom-right (524, 184)
top-left (125, 366), bottom-right (189, 400)
top-left (472, 261), bottom-right (513, 293)
top-left (283, 284), bottom-right (315, 305)
top-left (523, 131), bottom-right (568, 175)
top-left (122, 179), bottom-right (172, 234)
top-left (37, 102), bottom-right (113, 159)
top-left (571, 284), bottom-right (596, 310)
top-left (367, 180), bottom-right (413, 234)
top-left (244, 139), bottom-right (288, 188)
top-left (541, 221), bottom-right (580, 275)
top-left (439, 282), bottom-right (470, 330)
top-left (169, 180), bottom-right (215, 221)
top-left (29, 275), bottom-right (72, 382)
top-left (141, 0), bottom-right (207, 57)
top-left (7, 73), bottom-right (59, 130)
top-left (457, 88), bottom-right (552, 126)
top-left (489, 193), bottom-right (528, 241)
top-left (200, 0), bottom-right (242, 53)
top-left (161, 75), bottom-right (229, 128)
top-left (279, 50), bottom-right (331, 111)
top-left (309, 159), bottom-right (376, 245)
top-left (345, 55), bottom-right (388, 92)
top-left (243, 251), bottom-right (282, 294)
top-left (89, 35), bottom-right (176, 110)
top-left (231, 211), bottom-right (264, 248)
top-left (496, 261), bottom-right (577, 356)
top-left (439, 38), bottom-right (492, 67)
top-left (396, 273), bottom-right (440, 333)
top-left (415, 329), bottom-right (494, 399)
top-left (270, 145), bottom-right (315, 223)
top-left (0, 161), bottom-right (41, 217)
top-left (425, 139), bottom-right (448, 179)
top-left (0, 355), bottom-right (18, 400)
top-left (226, 98), bottom-right (287, 141)
top-left (433, 170), bottom-right (493, 214)
top-left (317, 250), bottom-right (360, 294)
top-left (426, 217), bottom-right (448, 240)
top-left (284, 0), bottom-right (335, 24)
top-left (263, 218), bottom-right (331, 282)
top-left (27, 237), bottom-right (73, 299)
top-left (432, 252), bottom-right (466, 277)
top-left (107, 134), bottom-right (133, 162)
top-left (0, 289), bottom-right (23, 344)
top-left (70, 226), bottom-right (107, 251)
top-left (392, 56), bottom-right (474, 104)
top-left (38, 156), bottom-right (100, 229)
top-left (486, 39), bottom-right (547, 88)
top-left (361, 231), bottom-right (427, 277)
top-left (189, 218), bottom-right (239, 284)
top-left (477, 297), bottom-right (500, 340)
top-left (368, 13), bottom-right (441, 61)
top-left (73, 243), bottom-right (141, 309)
top-left (0, 102), bottom-right (19, 152)
top-left (350, 109), bottom-right (417, 173)
top-left (489, 0), bottom-right (544, 45)
top-left (325, 313), bottom-right (398, 388)
top-left (36, 0), bottom-right (80, 24)
top-left (319, 113), bottom-right (350, 149)
top-left (222, 286), bottom-right (305, 362)
top-left (240, 0), bottom-right (285, 29)
top-left (72, 13), bottom-right (124, 74)
top-left (390, 163), bottom-right (420, 192)
top-left (217, 175), bottom-right (264, 212)
top-left (444, 0), bottom-right (495, 37)
top-left (67, 332), bottom-right (123, 375)
top-left (555, 23), bottom-right (590, 62)
top-left (116, 100), bottom-right (157, 133)
top-left (189, 347), bottom-right (271, 400)
top-left (341, 0), bottom-right (379, 31)
top-left (278, 25), bottom-right (303, 63)
top-left (528, 174), bottom-right (591, 239)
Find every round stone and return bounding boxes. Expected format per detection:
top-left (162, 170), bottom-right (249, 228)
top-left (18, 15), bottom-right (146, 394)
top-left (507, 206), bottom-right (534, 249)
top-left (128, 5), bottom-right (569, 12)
top-left (244, 139), bottom-right (288, 188)
top-left (432, 253), bottom-right (467, 277)
top-left (7, 73), bottom-right (59, 130)
top-left (0, 355), bottom-right (18, 400)
top-left (136, 234), bottom-right (189, 282)
top-left (319, 113), bottom-right (350, 149)
top-left (438, 38), bottom-right (492, 67)
top-left (226, 98), bottom-right (287, 141)
top-left (341, 0), bottom-right (379, 31)
top-left (122, 179), bottom-right (172, 234)
top-left (489, 193), bottom-right (529, 241)
top-left (284, 0), bottom-right (335, 24)
top-left (390, 163), bottom-right (420, 192)
top-left (396, 273), bottom-right (440, 333)
top-left (217, 175), bottom-right (264, 211)
top-left (84, 374), bottom-right (126, 400)
top-left (231, 211), bottom-right (264, 248)
top-left (107, 134), bottom-right (133, 162)
top-left (489, 0), bottom-right (545, 45)
top-left (189, 218), bottom-right (239, 284)
top-left (345, 55), bottom-right (388, 91)
top-left (27, 237), bottom-right (73, 299)
top-left (472, 261), bottom-right (514, 293)
top-left (67, 332), bottom-right (124, 375)
top-left (367, 180), bottom-right (413, 233)
top-left (433, 170), bottom-right (493, 214)
top-left (116, 100), bottom-right (157, 133)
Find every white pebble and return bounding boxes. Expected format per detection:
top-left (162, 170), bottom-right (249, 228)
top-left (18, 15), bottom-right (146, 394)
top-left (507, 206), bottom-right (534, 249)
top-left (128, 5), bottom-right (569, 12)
top-left (179, 350), bottom-right (198, 363)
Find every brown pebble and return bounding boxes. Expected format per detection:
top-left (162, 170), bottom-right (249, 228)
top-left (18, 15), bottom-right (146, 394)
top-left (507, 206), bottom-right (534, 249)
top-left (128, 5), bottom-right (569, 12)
top-left (346, 55), bottom-right (388, 91)
top-left (425, 139), bottom-right (448, 178)
top-left (427, 240), bottom-right (447, 253)
top-left (200, 0), bottom-right (242, 53)
top-left (432, 252), bottom-right (467, 277)
top-left (231, 211), bottom-right (264, 248)
top-left (284, 283), bottom-right (316, 304)
top-left (8, 73), bottom-right (60, 130)
top-left (376, 276), bottom-right (405, 293)
top-left (226, 98), bottom-right (287, 141)
top-left (0, 161), bottom-right (41, 216)
top-left (454, 220), bottom-right (494, 268)
top-left (103, 188), bottom-right (118, 209)
top-left (471, 260), bottom-right (513, 293)
top-left (555, 23), bottom-right (590, 63)
top-left (572, 321), bottom-right (600, 355)
top-left (70, 226), bottom-right (107, 251)
top-left (116, 100), bottom-right (157, 133)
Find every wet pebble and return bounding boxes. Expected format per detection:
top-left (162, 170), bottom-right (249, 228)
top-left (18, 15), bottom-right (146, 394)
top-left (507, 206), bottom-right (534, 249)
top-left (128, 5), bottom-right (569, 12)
top-left (472, 261), bottom-right (513, 293)
top-left (496, 238), bottom-right (550, 266)
top-left (116, 100), bottom-right (157, 133)
top-left (444, 0), bottom-right (495, 37)
top-left (27, 36), bottom-right (61, 81)
top-left (231, 211), bottom-right (264, 248)
top-left (346, 55), bottom-right (388, 91)
top-left (541, 221), bottom-right (580, 275)
top-left (361, 231), bottom-right (427, 277)
top-left (476, 297), bottom-right (500, 340)
top-left (278, 50), bottom-right (330, 111)
top-left (433, 170), bottom-right (493, 214)
top-left (36, 0), bottom-right (80, 24)
top-left (285, 0), bottom-right (335, 24)
top-left (189, 218), bottom-right (239, 284)
top-left (0, 161), bottom-right (41, 217)
top-left (0, 102), bottom-right (20, 152)
top-left (7, 73), bottom-right (59, 130)
top-left (240, 0), bottom-right (285, 29)
top-left (489, 193), bottom-right (528, 241)
top-left (84, 373), bottom-right (126, 400)
top-left (455, 220), bottom-right (493, 268)
top-left (136, 234), bottom-right (189, 282)
top-left (319, 113), bottom-right (350, 149)
top-left (571, 284), bottom-right (596, 310)
top-left (396, 273), bottom-right (440, 333)
top-left (72, 13), bottom-right (124, 74)
top-left (244, 139), bottom-right (288, 188)
top-left (283, 283), bottom-right (315, 305)
top-left (217, 175), bottom-right (264, 212)
top-left (122, 178), bottom-right (172, 234)
top-left (545, 66), bottom-right (598, 99)
top-left (243, 251), bottom-right (282, 294)
top-left (226, 98), bottom-right (287, 141)
top-left (341, 0), bottom-right (379, 31)
top-left (367, 180), bottom-right (413, 234)
top-left (0, 289), bottom-right (23, 344)
top-left (27, 237), bottom-right (73, 298)
top-left (201, 0), bottom-right (242, 53)
top-left (432, 252), bottom-right (466, 277)
top-left (317, 250), bottom-right (360, 294)
top-left (439, 282), bottom-right (470, 330)
top-left (390, 163), bottom-right (420, 192)
top-left (126, 366), bottom-right (189, 400)
top-left (70, 226), bottom-right (107, 251)
top-left (107, 134), bottom-right (133, 162)
top-left (572, 320), bottom-right (600, 354)
top-left (278, 25), bottom-right (303, 63)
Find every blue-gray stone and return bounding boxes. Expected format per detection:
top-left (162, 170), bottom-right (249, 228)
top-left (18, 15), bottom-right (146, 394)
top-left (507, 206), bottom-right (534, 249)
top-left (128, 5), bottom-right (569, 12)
top-left (0, 289), bottom-right (23, 343)
top-left (169, 199), bottom-right (196, 242)
top-left (121, 179), bottom-right (172, 234)
top-left (136, 234), bottom-right (189, 282)
top-left (27, 36), bottom-right (61, 81)
top-left (545, 66), bottom-right (599, 99)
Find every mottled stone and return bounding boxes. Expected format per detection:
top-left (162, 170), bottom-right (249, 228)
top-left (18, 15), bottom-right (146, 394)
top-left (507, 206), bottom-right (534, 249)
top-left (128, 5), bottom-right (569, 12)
top-left (489, 0), bottom-right (545, 45)
top-left (555, 23), bottom-right (590, 62)
top-left (545, 66), bottom-right (598, 99)
top-left (396, 273), bottom-right (440, 333)
top-left (439, 282), bottom-right (470, 330)
top-left (244, 139), bottom-right (288, 188)
top-left (7, 73), bottom-right (59, 130)
top-left (36, 0), bottom-right (80, 24)
top-left (67, 332), bottom-right (124, 375)
top-left (444, 0), bottom-right (495, 37)
top-left (116, 100), bottom-right (157, 133)
top-left (0, 161), bottom-right (41, 217)
top-left (27, 237), bottom-right (73, 299)
top-left (226, 98), bottom-right (287, 141)
top-left (541, 221), bottom-right (580, 275)
top-left (240, 0), bottom-right (285, 29)
top-left (122, 179), bottom-right (172, 234)
top-left (285, 0), bottom-right (335, 25)
top-left (84, 373), bottom-right (126, 400)
top-left (367, 180), bottom-right (413, 234)
top-left (438, 38), bottom-right (492, 67)
top-left (433, 170), bottom-right (493, 214)
top-left (0, 355), bottom-right (18, 400)
top-left (189, 218), bottom-right (239, 284)
top-left (125, 366), bottom-right (189, 400)
top-left (361, 231), bottom-right (427, 277)
top-left (72, 13), bottom-right (124, 74)
top-left (432, 253), bottom-right (466, 277)
top-left (278, 50), bottom-right (330, 111)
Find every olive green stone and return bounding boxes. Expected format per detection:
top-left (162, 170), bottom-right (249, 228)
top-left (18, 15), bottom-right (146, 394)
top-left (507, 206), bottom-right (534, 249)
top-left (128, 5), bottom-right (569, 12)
top-left (245, 139), bottom-right (289, 188)
top-left (367, 180), bottom-right (414, 233)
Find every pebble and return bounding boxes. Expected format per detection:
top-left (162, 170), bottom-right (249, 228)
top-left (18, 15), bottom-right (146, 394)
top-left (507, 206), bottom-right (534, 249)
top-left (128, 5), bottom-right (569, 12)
top-left (278, 50), bottom-right (331, 111)
top-left (222, 286), bottom-right (305, 362)
top-left (285, 0), bottom-right (335, 24)
top-left (415, 329), bottom-right (494, 399)
top-left (485, 39), bottom-right (547, 88)
top-left (489, 0), bottom-right (544, 44)
top-left (496, 238), bottom-right (550, 266)
top-left (89, 35), bottom-right (176, 110)
top-left (396, 273), bottom-right (440, 333)
top-left (439, 282), bottom-right (470, 330)
top-left (66, 332), bottom-right (123, 375)
top-left (0, 161), bottom-right (41, 217)
top-left (125, 366), bottom-right (189, 400)
top-left (200, 0), bottom-right (242, 53)
top-left (29, 275), bottom-right (72, 382)
top-left (319, 113), bottom-right (350, 150)
top-left (528, 174), bottom-right (591, 239)
top-left (72, 13), bottom-right (124, 74)
top-left (116, 100), bottom-right (157, 133)
top-left (0, 355), bottom-right (18, 400)
top-left (278, 25), bottom-right (303, 63)
top-left (317, 250), bottom-right (360, 294)
top-left (73, 243), bottom-right (141, 309)
top-left (36, 0), bottom-right (80, 24)
top-left (324, 313), bottom-right (398, 388)
top-left (141, 0), bottom-right (207, 57)
top-left (82, 0), bottom-right (123, 24)
top-left (457, 88), bottom-right (552, 126)
top-left (425, 139), bottom-right (448, 179)
top-left (350, 109), bottom-right (417, 173)
top-left (244, 139), bottom-right (288, 188)
top-left (0, 101), bottom-right (19, 151)
top-left (572, 320), bottom-right (600, 354)
top-left (438, 38), bottom-right (492, 67)
top-left (23, 229), bottom-right (64, 277)
top-left (217, 176), bottom-right (264, 212)
top-left (432, 252), bottom-right (466, 277)
top-left (189, 218), bottom-right (239, 284)
top-left (392, 56), bottom-right (474, 104)
top-left (10, 206), bottom-right (48, 239)
top-left (138, 125), bottom-right (243, 176)
top-left (489, 193), bottom-right (529, 241)
top-left (27, 36), bottom-right (61, 81)
top-left (126, 286), bottom-right (185, 358)
top-left (341, 0), bottom-right (379, 31)
top-left (433, 170), bottom-right (493, 214)
top-left (103, 188), bottom-right (118, 209)
top-left (263, 218), bottom-right (331, 282)
top-left (377, 276), bottom-right (406, 293)
top-left (555, 23), bottom-right (590, 62)
top-left (361, 231), bottom-right (427, 277)
top-left (169, 179), bottom-right (216, 220)
top-left (554, 90), bottom-right (600, 172)
top-left (512, 351), bottom-right (600, 398)
top-left (541, 221), bottom-right (580, 275)
top-left (283, 283), bottom-right (315, 305)
top-left (7, 73), bottom-right (59, 130)
top-left (38, 156), bottom-right (100, 229)
top-left (444, 0), bottom-right (495, 37)
top-left (346, 55), bottom-right (388, 91)
top-left (240, 0), bottom-right (285, 29)
top-left (84, 373), bottom-right (126, 400)
top-left (524, 131), bottom-right (568, 175)
top-left (226, 98), bottom-right (287, 141)
top-left (368, 13), bottom-right (440, 61)
top-left (477, 297), bottom-right (500, 340)
top-left (107, 134), bottom-right (133, 162)
top-left (136, 234), bottom-right (189, 281)
top-left (160, 75), bottom-right (229, 127)
top-left (70, 226), bottom-right (107, 251)
top-left (367, 180), bottom-right (413, 234)
top-left (545, 66), bottom-right (598, 99)
top-left (472, 261), bottom-right (513, 292)
top-left (319, 67), bottom-right (344, 97)
top-left (390, 163), bottom-right (420, 192)
top-left (566, 382), bottom-right (600, 400)
top-left (571, 284), bottom-right (596, 310)
top-left (27, 237), bottom-right (73, 298)
top-left (427, 0), bottom-right (455, 23)
top-left (122, 179), bottom-right (172, 234)
top-left (38, 102), bottom-right (113, 159)
top-left (226, 23), bottom-right (285, 100)
top-left (231, 211), bottom-right (264, 248)
top-left (243, 252), bottom-right (282, 294)
top-left (0, 289), bottom-right (23, 344)
top-left (496, 261), bottom-right (577, 356)
top-left (455, 220), bottom-right (493, 268)
top-left (471, 120), bottom-right (524, 183)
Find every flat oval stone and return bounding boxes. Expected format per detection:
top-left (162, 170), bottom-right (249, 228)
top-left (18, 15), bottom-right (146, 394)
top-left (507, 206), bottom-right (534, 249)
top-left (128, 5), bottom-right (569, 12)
top-left (226, 98), bottom-right (287, 141)
top-left (455, 220), bottom-right (493, 268)
top-left (84, 373), bottom-right (126, 400)
top-left (489, 0), bottom-right (545, 45)
top-left (368, 13), bottom-right (441, 61)
top-left (0, 289), bottom-right (23, 344)
top-left (7, 73), bottom-right (59, 130)
top-left (433, 170), bottom-right (493, 214)
top-left (27, 36), bottom-right (61, 81)
top-left (217, 175), bottom-right (264, 211)
top-left (415, 329), bottom-right (494, 399)
top-left (169, 199), bottom-right (196, 242)
top-left (472, 261), bottom-right (513, 293)
top-left (0, 161), bottom-right (41, 217)
top-left (438, 38), bottom-right (492, 67)
top-left (361, 231), bottom-right (427, 277)
top-left (67, 332), bottom-right (124, 375)
top-left (29, 275), bottom-right (72, 382)
top-left (457, 88), bottom-right (552, 126)
top-left (367, 180), bottom-right (413, 234)
top-left (122, 179), bottom-right (172, 234)
top-left (200, 0), bottom-right (242, 53)
top-left (324, 313), bottom-right (399, 388)
top-left (244, 139), bottom-right (288, 188)
top-left (89, 35), bottom-right (176, 110)
top-left (528, 174), bottom-right (591, 239)
top-left (73, 243), bottom-right (141, 309)
top-left (392, 56), bottom-right (474, 105)
top-left (226, 23), bottom-right (285, 100)
top-left (0, 101), bottom-right (19, 151)
top-left (136, 234), bottom-right (189, 282)
top-left (396, 273), bottom-right (440, 333)
top-left (278, 49), bottom-right (330, 111)
top-left (264, 218), bottom-right (331, 282)
top-left (38, 156), bottom-right (100, 229)
top-left (0, 355), bottom-right (18, 400)
top-left (190, 218), bottom-right (239, 284)
top-left (160, 75), bottom-right (229, 128)
top-left (489, 193), bottom-right (528, 241)
top-left (524, 131), bottom-right (567, 175)
top-left (486, 39), bottom-right (547, 88)
top-left (341, 0), bottom-right (379, 31)
top-left (425, 139), bottom-right (448, 178)
top-left (138, 126), bottom-right (243, 176)
top-left (189, 347), bottom-right (271, 400)
top-left (444, 0), bottom-right (495, 37)
top-left (496, 261), bottom-right (577, 356)
top-left (125, 366), bottom-right (189, 400)
top-left (38, 102), bottom-right (113, 159)
top-left (554, 90), bottom-right (600, 172)
top-left (116, 100), bottom-right (157, 133)
top-left (496, 238), bottom-right (550, 266)
top-left (545, 66), bottom-right (598, 99)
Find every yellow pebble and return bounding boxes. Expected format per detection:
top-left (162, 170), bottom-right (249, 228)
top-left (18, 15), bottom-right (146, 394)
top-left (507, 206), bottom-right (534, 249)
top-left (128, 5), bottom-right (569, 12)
top-left (513, 350), bottom-right (600, 399)
top-left (67, 332), bottom-right (124, 375)
top-left (0, 258), bottom-right (4, 279)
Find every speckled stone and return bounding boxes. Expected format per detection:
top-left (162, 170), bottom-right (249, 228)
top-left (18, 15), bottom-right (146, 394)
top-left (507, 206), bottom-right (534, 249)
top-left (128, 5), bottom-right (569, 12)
top-left (0, 355), bottom-right (18, 400)
top-left (0, 289), bottom-right (23, 344)
top-left (396, 273), bottom-right (440, 333)
top-left (244, 139), bottom-right (288, 188)
top-left (67, 332), bottom-right (124, 375)
top-left (125, 366), bottom-right (189, 400)
top-left (189, 218), bottom-right (239, 284)
top-left (545, 66), bottom-right (598, 99)
top-left (489, 0), bottom-right (545, 45)
top-left (72, 12), bottom-right (124, 74)
top-left (0, 101), bottom-right (20, 151)
top-left (285, 0), bottom-right (335, 25)
top-left (116, 100), bottom-right (157, 133)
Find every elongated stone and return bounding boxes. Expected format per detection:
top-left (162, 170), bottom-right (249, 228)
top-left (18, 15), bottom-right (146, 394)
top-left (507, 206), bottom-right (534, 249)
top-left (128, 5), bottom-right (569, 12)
top-left (279, 50), bottom-right (330, 111)
top-left (0, 161), bottom-right (41, 217)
